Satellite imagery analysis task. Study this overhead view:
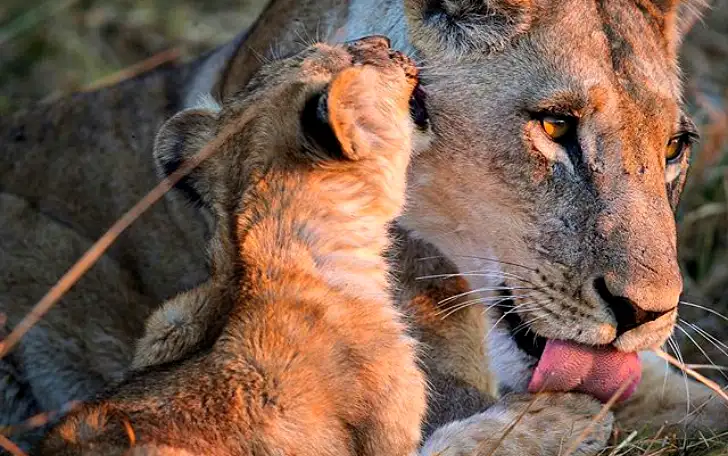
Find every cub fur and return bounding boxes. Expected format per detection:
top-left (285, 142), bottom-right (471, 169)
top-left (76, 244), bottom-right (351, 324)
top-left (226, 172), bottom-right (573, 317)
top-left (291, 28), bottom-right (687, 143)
top-left (39, 37), bottom-right (427, 456)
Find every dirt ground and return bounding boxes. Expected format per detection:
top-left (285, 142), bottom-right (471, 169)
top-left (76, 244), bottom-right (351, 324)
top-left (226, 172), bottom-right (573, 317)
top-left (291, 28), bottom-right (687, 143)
top-left (1, 1), bottom-right (728, 454)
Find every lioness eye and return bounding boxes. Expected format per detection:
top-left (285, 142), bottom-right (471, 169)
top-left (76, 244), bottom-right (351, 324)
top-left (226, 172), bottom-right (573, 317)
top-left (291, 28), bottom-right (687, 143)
top-left (665, 135), bottom-right (689, 163)
top-left (540, 116), bottom-right (573, 140)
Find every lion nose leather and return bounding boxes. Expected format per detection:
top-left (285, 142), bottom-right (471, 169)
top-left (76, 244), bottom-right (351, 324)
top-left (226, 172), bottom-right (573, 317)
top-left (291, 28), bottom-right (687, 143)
top-left (589, 190), bottom-right (682, 334)
top-left (592, 277), bottom-right (673, 337)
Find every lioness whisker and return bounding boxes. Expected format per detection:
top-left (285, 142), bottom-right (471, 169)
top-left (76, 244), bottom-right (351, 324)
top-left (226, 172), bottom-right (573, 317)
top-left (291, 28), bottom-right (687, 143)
top-left (679, 300), bottom-right (728, 324)
top-left (483, 299), bottom-right (552, 342)
top-left (293, 27), bottom-right (317, 48)
top-left (416, 269), bottom-right (533, 285)
top-left (247, 45), bottom-right (272, 65)
top-left (677, 397), bottom-right (719, 426)
top-left (434, 293), bottom-right (533, 316)
top-left (437, 295), bottom-right (540, 320)
top-left (509, 311), bottom-right (549, 335)
top-left (678, 319), bottom-right (728, 379)
top-left (675, 323), bottom-right (728, 383)
top-left (415, 254), bottom-right (538, 272)
top-left (436, 285), bottom-right (543, 307)
top-left (679, 318), bottom-right (728, 354)
top-left (667, 335), bottom-right (692, 415)
top-left (267, 42), bottom-right (283, 61)
top-left (653, 349), bottom-right (728, 405)
top-left (661, 343), bottom-right (670, 400)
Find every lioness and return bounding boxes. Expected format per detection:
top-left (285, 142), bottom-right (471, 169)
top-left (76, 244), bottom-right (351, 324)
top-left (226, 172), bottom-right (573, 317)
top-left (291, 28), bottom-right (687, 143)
top-left (40, 37), bottom-right (613, 456)
top-left (1, 0), bottom-right (726, 453)
top-left (38, 36), bottom-right (429, 456)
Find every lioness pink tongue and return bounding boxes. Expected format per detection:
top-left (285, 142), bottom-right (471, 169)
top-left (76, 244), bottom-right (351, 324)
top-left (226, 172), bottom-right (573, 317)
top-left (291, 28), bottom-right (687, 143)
top-left (528, 339), bottom-right (642, 403)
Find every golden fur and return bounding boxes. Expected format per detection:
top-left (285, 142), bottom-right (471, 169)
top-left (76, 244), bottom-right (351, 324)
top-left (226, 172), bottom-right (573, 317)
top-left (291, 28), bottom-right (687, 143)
top-left (1, 0), bottom-right (727, 454)
top-left (208, 0), bottom-right (728, 442)
top-left (39, 37), bottom-right (427, 455)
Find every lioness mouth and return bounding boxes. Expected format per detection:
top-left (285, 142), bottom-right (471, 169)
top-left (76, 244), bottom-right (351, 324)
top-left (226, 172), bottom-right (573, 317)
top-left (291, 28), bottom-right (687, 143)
top-left (499, 292), bottom-right (642, 403)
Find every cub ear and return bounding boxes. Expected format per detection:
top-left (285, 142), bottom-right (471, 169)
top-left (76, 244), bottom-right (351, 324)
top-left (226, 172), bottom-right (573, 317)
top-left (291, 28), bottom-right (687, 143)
top-left (324, 66), bottom-right (413, 161)
top-left (153, 108), bottom-right (218, 209)
top-left (405, 0), bottom-right (533, 56)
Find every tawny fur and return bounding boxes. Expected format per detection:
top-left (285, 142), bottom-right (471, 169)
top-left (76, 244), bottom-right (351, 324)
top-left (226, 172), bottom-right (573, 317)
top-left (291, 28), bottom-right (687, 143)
top-left (207, 0), bottom-right (728, 443)
top-left (39, 38), bottom-right (427, 456)
top-left (1, 0), bottom-right (727, 454)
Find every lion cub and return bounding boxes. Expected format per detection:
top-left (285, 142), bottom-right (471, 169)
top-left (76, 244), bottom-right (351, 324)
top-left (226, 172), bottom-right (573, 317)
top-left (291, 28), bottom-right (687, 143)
top-left (39, 36), bottom-right (428, 456)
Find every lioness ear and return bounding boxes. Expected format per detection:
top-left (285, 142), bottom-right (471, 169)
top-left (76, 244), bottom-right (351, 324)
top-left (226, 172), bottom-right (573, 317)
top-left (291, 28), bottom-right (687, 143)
top-left (404, 0), bottom-right (533, 56)
top-left (675, 0), bottom-right (708, 40)
top-left (653, 0), bottom-right (708, 42)
top-left (153, 108), bottom-right (218, 209)
top-left (325, 66), bottom-right (413, 161)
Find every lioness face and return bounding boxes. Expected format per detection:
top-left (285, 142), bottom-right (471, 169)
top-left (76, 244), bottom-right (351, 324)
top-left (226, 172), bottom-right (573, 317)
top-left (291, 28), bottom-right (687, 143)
top-left (399, 0), bottom-right (698, 368)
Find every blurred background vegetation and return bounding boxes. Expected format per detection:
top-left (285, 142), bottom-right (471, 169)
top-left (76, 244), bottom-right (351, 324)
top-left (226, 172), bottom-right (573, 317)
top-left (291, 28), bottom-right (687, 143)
top-left (1, 1), bottom-right (728, 453)
top-left (0, 0), bottom-right (267, 112)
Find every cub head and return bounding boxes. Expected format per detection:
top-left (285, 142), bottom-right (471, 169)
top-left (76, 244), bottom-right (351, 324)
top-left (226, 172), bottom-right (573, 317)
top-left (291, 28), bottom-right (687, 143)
top-left (397, 0), bottom-right (704, 390)
top-left (154, 36), bottom-right (428, 230)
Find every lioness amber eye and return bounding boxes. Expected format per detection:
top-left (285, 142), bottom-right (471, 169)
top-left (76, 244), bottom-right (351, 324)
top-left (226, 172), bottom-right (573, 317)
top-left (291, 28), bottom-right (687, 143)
top-left (541, 116), bottom-right (572, 140)
top-left (665, 136), bottom-right (687, 162)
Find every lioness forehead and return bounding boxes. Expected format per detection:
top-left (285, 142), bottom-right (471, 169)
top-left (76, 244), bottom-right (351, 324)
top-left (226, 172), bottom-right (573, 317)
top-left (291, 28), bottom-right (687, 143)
top-left (537, 1), bottom-right (682, 102)
top-left (595, 1), bottom-right (682, 99)
top-left (510, 0), bottom-right (684, 138)
top-left (421, 0), bottom-right (686, 128)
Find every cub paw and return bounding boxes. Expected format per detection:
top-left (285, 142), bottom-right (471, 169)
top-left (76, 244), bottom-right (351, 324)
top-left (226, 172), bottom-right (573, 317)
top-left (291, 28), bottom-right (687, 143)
top-left (327, 60), bottom-right (417, 161)
top-left (132, 286), bottom-right (216, 371)
top-left (420, 393), bottom-right (612, 456)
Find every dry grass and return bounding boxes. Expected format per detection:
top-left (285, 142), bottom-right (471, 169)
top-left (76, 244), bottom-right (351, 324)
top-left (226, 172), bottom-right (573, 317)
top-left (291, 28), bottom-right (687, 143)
top-left (597, 430), bottom-right (728, 456)
top-left (1, 1), bottom-right (727, 455)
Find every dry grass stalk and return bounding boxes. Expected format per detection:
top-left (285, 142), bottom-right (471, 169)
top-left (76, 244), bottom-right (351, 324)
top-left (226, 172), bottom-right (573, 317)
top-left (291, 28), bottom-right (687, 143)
top-left (80, 47), bottom-right (181, 92)
top-left (0, 139), bottom-right (221, 360)
top-left (480, 394), bottom-right (541, 456)
top-left (0, 433), bottom-right (27, 456)
top-left (653, 348), bottom-right (728, 403)
top-left (0, 401), bottom-right (82, 437)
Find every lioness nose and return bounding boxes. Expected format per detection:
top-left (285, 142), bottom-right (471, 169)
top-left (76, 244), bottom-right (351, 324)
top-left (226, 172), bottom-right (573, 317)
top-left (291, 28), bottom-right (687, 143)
top-left (592, 277), bottom-right (673, 336)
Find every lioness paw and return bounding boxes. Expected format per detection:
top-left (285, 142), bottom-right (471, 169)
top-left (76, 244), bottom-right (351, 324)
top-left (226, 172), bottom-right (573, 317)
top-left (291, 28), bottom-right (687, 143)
top-left (614, 352), bottom-right (728, 435)
top-left (420, 393), bottom-right (612, 456)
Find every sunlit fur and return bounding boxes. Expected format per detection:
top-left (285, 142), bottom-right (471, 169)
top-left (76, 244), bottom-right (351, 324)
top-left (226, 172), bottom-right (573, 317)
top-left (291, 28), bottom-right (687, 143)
top-left (210, 0), bottom-right (727, 446)
top-left (39, 39), bottom-right (427, 456)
